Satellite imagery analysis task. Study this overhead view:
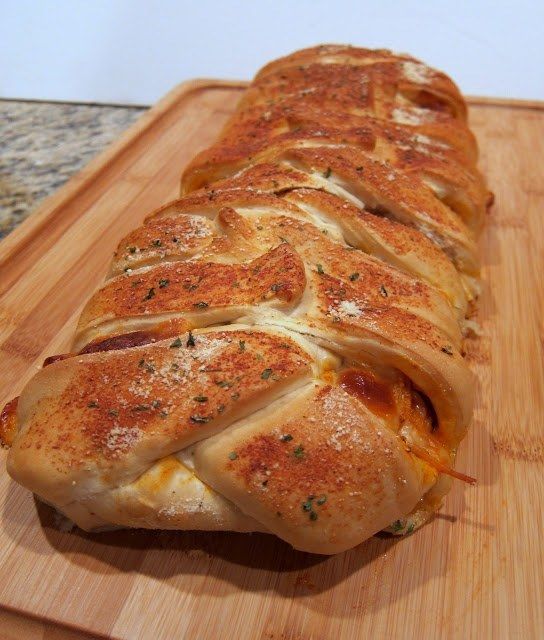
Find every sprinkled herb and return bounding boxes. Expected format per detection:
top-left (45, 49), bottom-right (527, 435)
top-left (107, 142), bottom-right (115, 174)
top-left (321, 229), bottom-right (328, 235)
top-left (280, 434), bottom-right (293, 442)
top-left (316, 264), bottom-right (325, 275)
top-left (323, 167), bottom-right (332, 178)
top-left (108, 409), bottom-right (119, 417)
top-left (391, 520), bottom-right (404, 532)
top-left (302, 500), bottom-right (313, 512)
top-left (158, 278), bottom-right (169, 288)
top-left (349, 272), bottom-right (360, 282)
top-left (138, 359), bottom-right (155, 372)
top-left (441, 345), bottom-right (454, 355)
top-left (261, 368), bottom-right (273, 380)
top-left (239, 340), bottom-right (246, 352)
top-left (131, 279), bottom-right (142, 287)
top-left (193, 301), bottom-right (209, 309)
top-left (193, 395), bottom-right (208, 403)
top-left (279, 342), bottom-right (291, 349)
top-left (309, 511), bottom-right (318, 521)
top-left (184, 283), bottom-right (198, 292)
top-left (132, 404), bottom-right (150, 412)
top-left (186, 331), bottom-right (196, 347)
top-left (262, 479), bottom-right (269, 487)
top-left (293, 444), bottom-right (304, 459)
top-left (256, 225), bottom-right (263, 230)
top-left (190, 415), bottom-right (212, 424)
top-left (172, 236), bottom-right (179, 243)
top-left (160, 410), bottom-right (169, 418)
top-left (355, 166), bottom-right (364, 172)
top-left (406, 522), bottom-right (415, 534)
top-left (151, 400), bottom-right (161, 409)
top-left (270, 283), bottom-right (283, 292)
top-left (217, 403), bottom-right (226, 414)
top-left (231, 392), bottom-right (240, 401)
top-left (278, 236), bottom-right (288, 243)
top-left (216, 380), bottom-right (233, 389)
top-left (170, 337), bottom-right (183, 348)
top-left (128, 246), bottom-right (137, 254)
top-left (228, 451), bottom-right (238, 460)
top-left (87, 400), bottom-right (99, 408)
top-left (143, 287), bottom-right (155, 301)
top-left (151, 239), bottom-right (162, 247)
top-left (379, 284), bottom-right (388, 298)
top-left (316, 495), bottom-right (327, 505)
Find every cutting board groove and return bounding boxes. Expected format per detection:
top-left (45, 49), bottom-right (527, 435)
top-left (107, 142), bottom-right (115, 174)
top-left (0, 81), bottom-right (542, 640)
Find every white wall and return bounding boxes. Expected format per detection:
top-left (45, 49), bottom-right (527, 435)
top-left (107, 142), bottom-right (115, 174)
top-left (1, 0), bottom-right (542, 105)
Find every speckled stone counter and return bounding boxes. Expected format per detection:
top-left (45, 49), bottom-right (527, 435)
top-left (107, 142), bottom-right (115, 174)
top-left (0, 100), bottom-right (147, 239)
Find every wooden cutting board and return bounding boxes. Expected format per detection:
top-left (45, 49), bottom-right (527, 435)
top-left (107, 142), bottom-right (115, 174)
top-left (0, 80), bottom-right (542, 640)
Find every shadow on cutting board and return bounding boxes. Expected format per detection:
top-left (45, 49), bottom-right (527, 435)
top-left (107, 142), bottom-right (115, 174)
top-left (0, 475), bottom-right (455, 618)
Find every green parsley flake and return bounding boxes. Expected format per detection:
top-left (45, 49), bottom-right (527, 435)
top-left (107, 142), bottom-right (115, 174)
top-left (228, 451), bottom-right (238, 460)
top-left (132, 404), bottom-right (150, 412)
top-left (316, 263), bottom-right (325, 275)
top-left (349, 272), bottom-right (360, 282)
top-left (158, 278), bottom-right (169, 288)
top-left (186, 331), bottom-right (196, 347)
top-left (193, 301), bottom-right (209, 309)
top-left (170, 337), bottom-right (183, 348)
top-left (193, 395), bottom-right (208, 403)
top-left (316, 495), bottom-right (327, 505)
top-left (379, 284), bottom-right (388, 298)
top-left (293, 444), bottom-right (304, 459)
top-left (280, 434), bottom-right (293, 442)
top-left (190, 415), bottom-right (212, 424)
top-left (87, 400), bottom-right (99, 408)
top-left (239, 340), bottom-right (246, 352)
top-left (261, 368), bottom-right (273, 380)
top-left (143, 287), bottom-right (155, 301)
top-left (391, 520), bottom-right (404, 532)
top-left (441, 345), bottom-right (454, 355)
top-left (323, 167), bottom-right (332, 178)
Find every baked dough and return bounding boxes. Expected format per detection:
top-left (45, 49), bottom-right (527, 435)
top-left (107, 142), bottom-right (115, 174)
top-left (3, 45), bottom-right (490, 554)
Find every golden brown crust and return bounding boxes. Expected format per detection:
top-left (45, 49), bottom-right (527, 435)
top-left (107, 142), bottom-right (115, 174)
top-left (5, 45), bottom-right (486, 553)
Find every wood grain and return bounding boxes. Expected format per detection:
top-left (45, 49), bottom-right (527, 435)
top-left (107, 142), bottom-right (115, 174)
top-left (0, 81), bottom-right (542, 640)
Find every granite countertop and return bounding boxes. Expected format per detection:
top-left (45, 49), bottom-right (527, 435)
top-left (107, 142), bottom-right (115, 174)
top-left (0, 100), bottom-right (147, 240)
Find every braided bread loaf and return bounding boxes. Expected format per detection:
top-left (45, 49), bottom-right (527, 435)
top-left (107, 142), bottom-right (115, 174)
top-left (3, 45), bottom-right (490, 554)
